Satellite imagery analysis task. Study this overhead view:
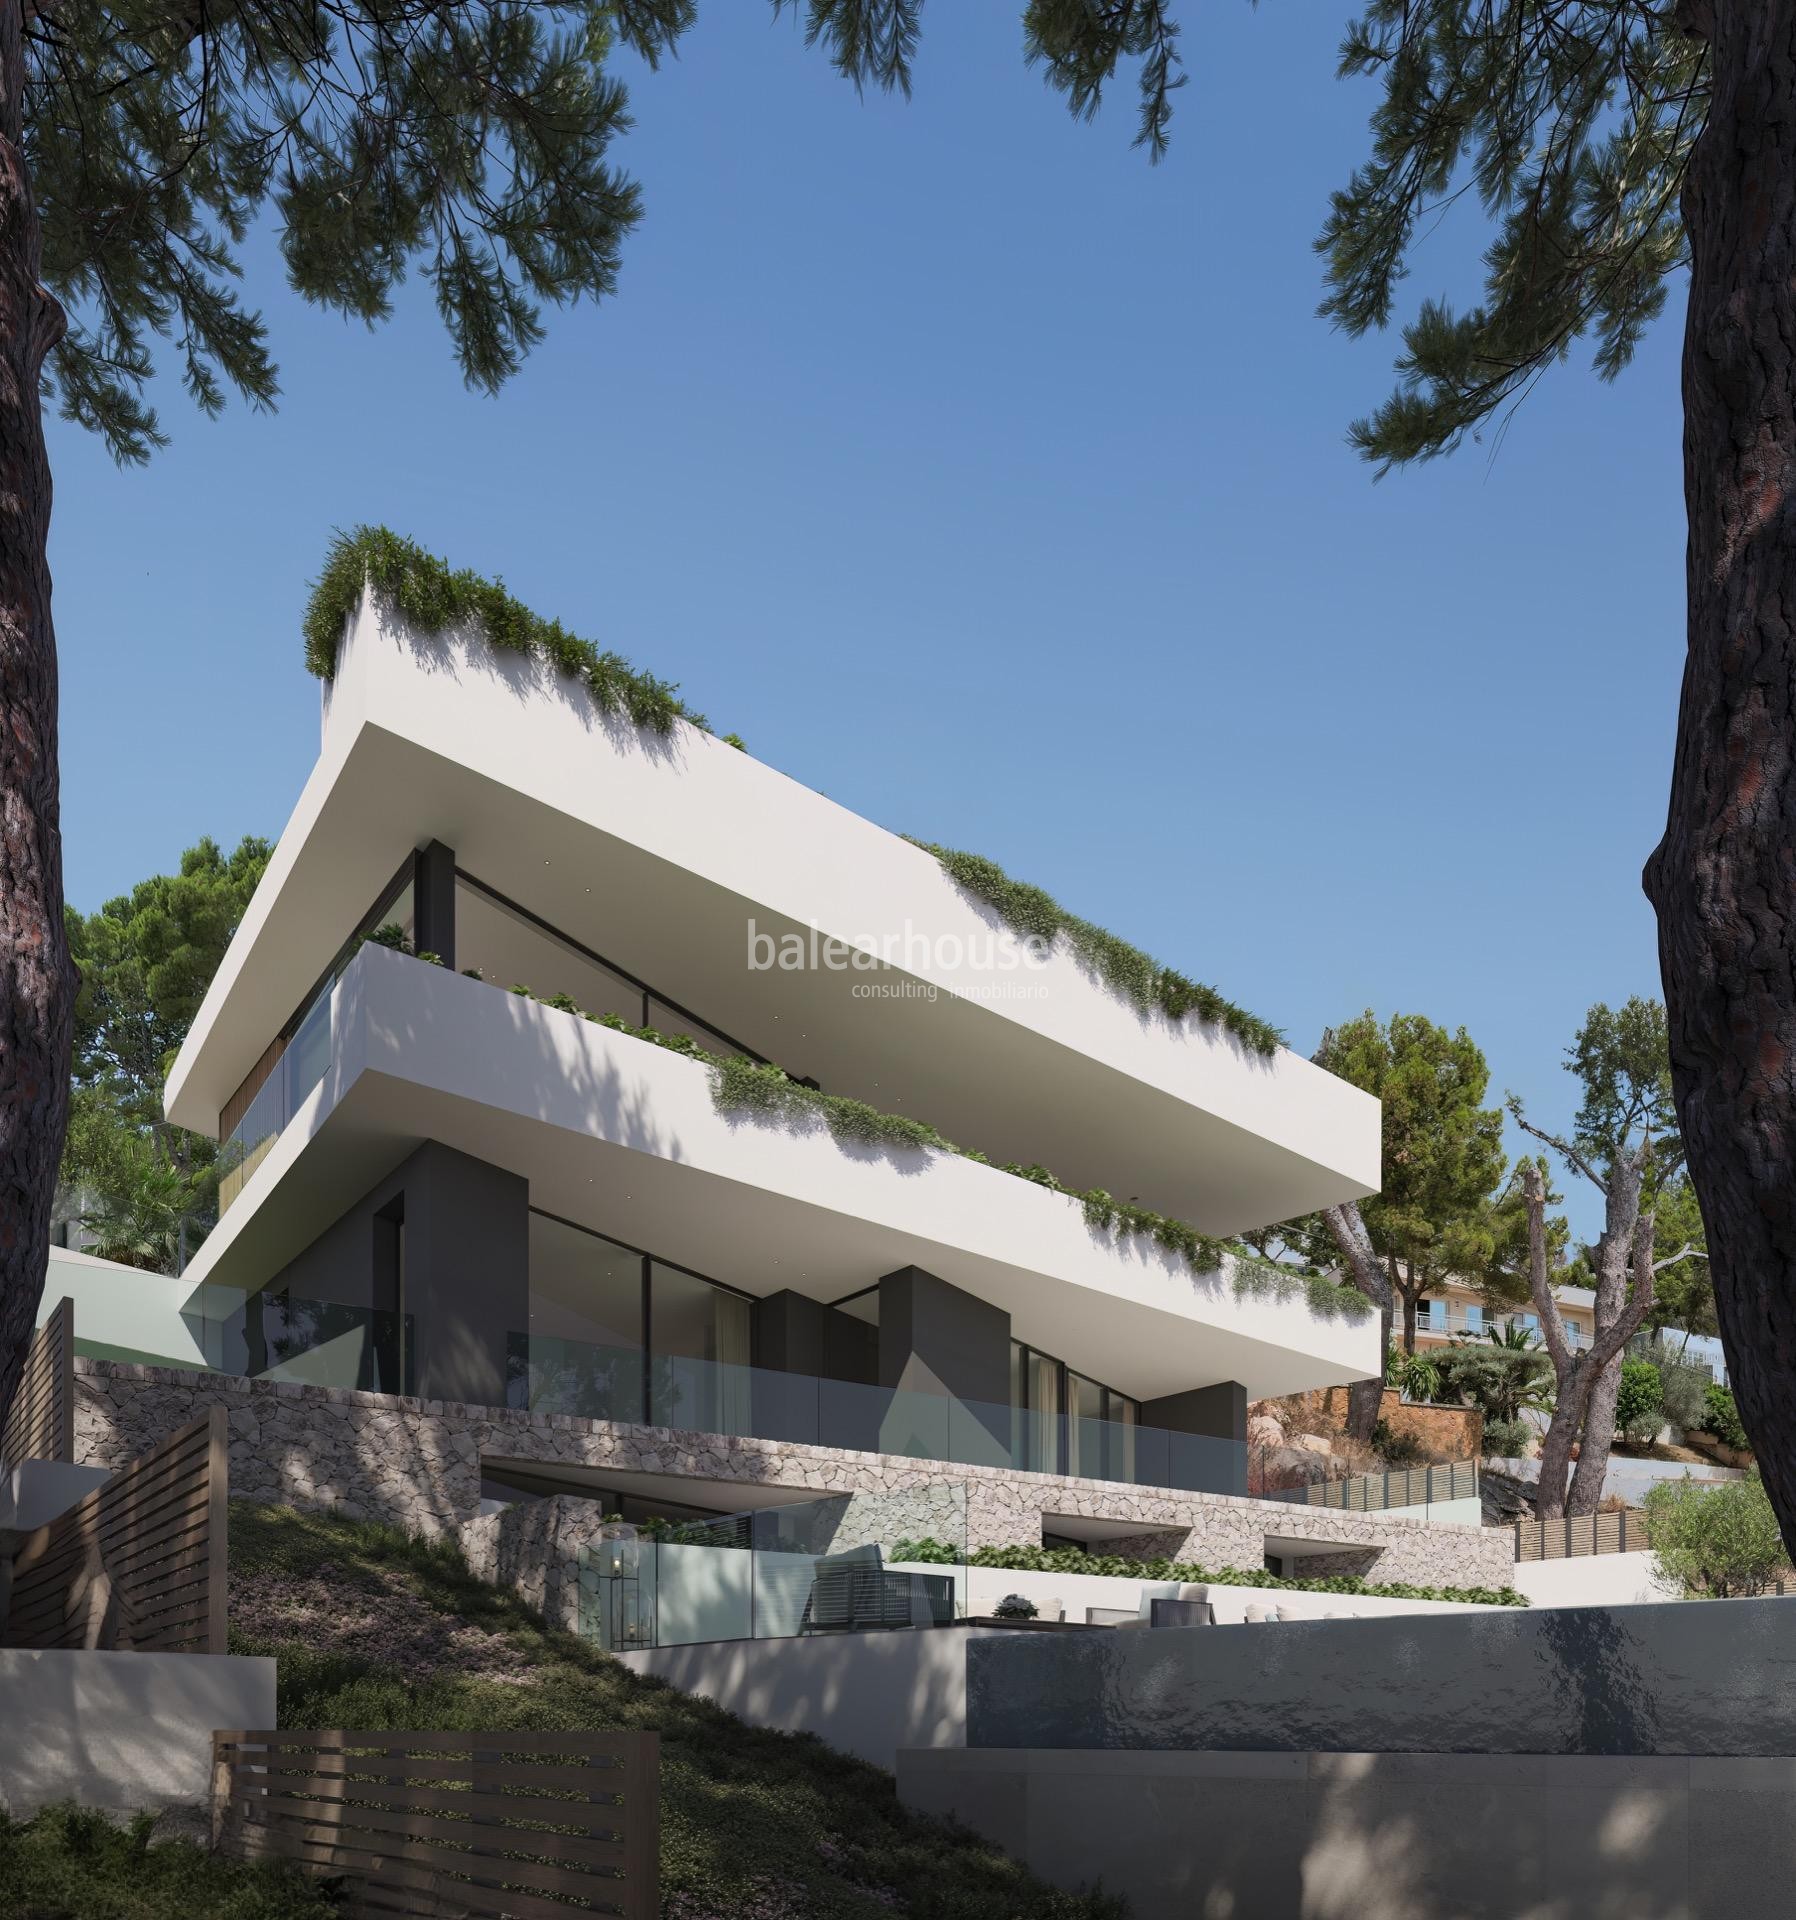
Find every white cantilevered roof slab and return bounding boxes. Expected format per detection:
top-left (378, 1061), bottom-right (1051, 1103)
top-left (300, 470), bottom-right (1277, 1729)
top-left (167, 596), bottom-right (1379, 1233)
top-left (178, 945), bottom-right (1381, 1405)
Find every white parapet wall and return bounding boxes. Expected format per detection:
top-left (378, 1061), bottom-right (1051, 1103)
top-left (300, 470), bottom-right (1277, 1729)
top-left (616, 1572), bottom-right (1507, 1770)
top-left (619, 1625), bottom-right (1000, 1771)
top-left (1512, 1551), bottom-right (1666, 1609)
top-left (890, 1562), bottom-right (1511, 1624)
top-left (0, 1650), bottom-right (276, 1817)
top-left (0, 1461), bottom-right (111, 1531)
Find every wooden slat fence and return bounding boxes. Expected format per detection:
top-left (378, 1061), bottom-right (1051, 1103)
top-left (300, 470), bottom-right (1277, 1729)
top-left (1, 1295), bottom-right (74, 1466)
top-left (212, 1729), bottom-right (659, 1920)
top-left (2, 1406), bottom-right (227, 1653)
top-left (1268, 1459), bottom-right (1479, 1513)
top-left (1513, 1507), bottom-right (1651, 1562)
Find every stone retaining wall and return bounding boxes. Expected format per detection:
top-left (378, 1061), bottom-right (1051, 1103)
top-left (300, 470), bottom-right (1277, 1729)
top-left (74, 1359), bottom-right (1515, 1591)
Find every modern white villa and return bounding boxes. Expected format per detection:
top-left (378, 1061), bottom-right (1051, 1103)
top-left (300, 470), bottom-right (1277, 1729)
top-left (27, 552), bottom-right (1519, 1605)
top-left (148, 571), bottom-right (1383, 1507)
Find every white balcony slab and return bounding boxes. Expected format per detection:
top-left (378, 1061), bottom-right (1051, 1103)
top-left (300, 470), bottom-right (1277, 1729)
top-left (177, 945), bottom-right (1380, 1403)
top-left (166, 596), bottom-right (1377, 1230)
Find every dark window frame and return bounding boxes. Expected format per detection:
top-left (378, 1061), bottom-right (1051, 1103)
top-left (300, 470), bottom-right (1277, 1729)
top-left (455, 868), bottom-right (767, 1065)
top-left (526, 1205), bottom-right (755, 1422)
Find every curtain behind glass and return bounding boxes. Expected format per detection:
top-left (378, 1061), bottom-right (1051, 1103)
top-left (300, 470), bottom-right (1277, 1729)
top-left (651, 1263), bottom-right (751, 1437)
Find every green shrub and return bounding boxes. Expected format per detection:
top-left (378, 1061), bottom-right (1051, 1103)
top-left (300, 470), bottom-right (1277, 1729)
top-left (1616, 1356), bottom-right (1665, 1446)
top-left (1481, 1417), bottom-right (1532, 1460)
top-left (0, 1803), bottom-right (334, 1918)
top-left (1370, 1420), bottom-right (1428, 1467)
top-left (471, 960), bottom-right (1370, 1326)
top-left (888, 1538), bottom-right (1528, 1607)
top-left (1656, 1359), bottom-right (1710, 1435)
top-left (906, 840), bottom-right (1282, 1056)
top-left (1384, 1348), bottom-right (1442, 1403)
top-left (305, 525), bottom-right (706, 734)
top-left (1643, 1470), bottom-right (1785, 1598)
top-left (1701, 1382), bottom-right (1750, 1452)
top-left (231, 1503), bottom-right (1123, 1920)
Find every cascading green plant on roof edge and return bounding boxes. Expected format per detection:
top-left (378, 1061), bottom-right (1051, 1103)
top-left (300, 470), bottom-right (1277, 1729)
top-left (304, 528), bottom-right (1283, 1055)
top-left (302, 525), bottom-right (708, 735)
top-left (470, 974), bottom-right (1368, 1324)
top-left (906, 840), bottom-right (1284, 1058)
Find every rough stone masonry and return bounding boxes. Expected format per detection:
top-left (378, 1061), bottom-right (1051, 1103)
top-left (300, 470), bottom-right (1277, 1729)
top-left (74, 1357), bottom-right (1515, 1593)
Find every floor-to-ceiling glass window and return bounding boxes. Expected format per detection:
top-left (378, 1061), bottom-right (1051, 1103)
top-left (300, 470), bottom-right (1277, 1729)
top-left (648, 1261), bottom-right (752, 1437)
top-left (454, 870), bottom-right (756, 1060)
top-left (517, 1212), bottom-right (645, 1420)
top-left (1013, 1343), bottom-right (1138, 1481)
top-left (456, 876), bottom-right (644, 1024)
top-left (1067, 1370), bottom-right (1138, 1483)
top-left (1010, 1342), bottom-right (1062, 1474)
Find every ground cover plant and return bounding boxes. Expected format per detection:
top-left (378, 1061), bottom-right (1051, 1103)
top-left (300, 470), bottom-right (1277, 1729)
top-left (0, 1802), bottom-right (334, 1920)
top-left (888, 1538), bottom-right (1527, 1608)
top-left (450, 961), bottom-right (1369, 1325)
top-left (229, 1501), bottom-right (1125, 1920)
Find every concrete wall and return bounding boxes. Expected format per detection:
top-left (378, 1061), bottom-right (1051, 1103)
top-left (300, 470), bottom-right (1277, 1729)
top-left (1513, 1550), bottom-right (1666, 1610)
top-left (167, 592), bottom-right (1382, 1238)
top-left (0, 1650), bottom-right (275, 1817)
top-left (41, 1248), bottom-right (207, 1369)
top-left (74, 1357), bottom-right (1517, 1591)
top-left (898, 1747), bottom-right (1796, 1920)
top-left (963, 1597), bottom-right (1796, 1755)
top-left (0, 1461), bottom-right (110, 1530)
top-left (618, 1626), bottom-right (1002, 1770)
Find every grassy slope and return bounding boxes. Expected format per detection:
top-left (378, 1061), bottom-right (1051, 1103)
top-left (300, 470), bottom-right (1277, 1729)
top-left (229, 1502), bottom-right (1124, 1920)
top-left (0, 1804), bottom-right (335, 1919)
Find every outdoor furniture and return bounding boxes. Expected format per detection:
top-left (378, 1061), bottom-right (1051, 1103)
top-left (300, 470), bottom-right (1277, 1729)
top-left (1085, 1606), bottom-right (1139, 1627)
top-left (800, 1548), bottom-right (954, 1633)
top-left (1148, 1597), bottom-right (1215, 1629)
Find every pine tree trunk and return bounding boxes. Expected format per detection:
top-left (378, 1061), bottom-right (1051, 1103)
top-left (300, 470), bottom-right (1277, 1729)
top-left (1345, 1339), bottom-right (1386, 1449)
top-left (0, 0), bottom-right (72, 1438)
top-left (1533, 1360), bottom-right (1588, 1521)
top-left (1318, 1205), bottom-right (1394, 1449)
top-left (1646, 0), bottom-right (1796, 1560)
top-left (1566, 1350), bottom-right (1623, 1515)
top-left (1400, 1291), bottom-right (1416, 1354)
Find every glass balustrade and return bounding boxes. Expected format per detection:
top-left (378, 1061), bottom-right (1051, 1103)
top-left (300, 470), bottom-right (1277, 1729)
top-left (217, 989), bottom-right (334, 1214)
top-left (508, 1333), bottom-right (1247, 1495)
top-left (576, 1487), bottom-right (967, 1652)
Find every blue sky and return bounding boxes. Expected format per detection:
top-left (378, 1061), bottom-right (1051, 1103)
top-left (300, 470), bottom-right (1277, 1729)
top-left (49, 4), bottom-right (1683, 1242)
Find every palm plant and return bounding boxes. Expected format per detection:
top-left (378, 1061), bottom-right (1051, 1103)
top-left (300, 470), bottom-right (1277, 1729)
top-left (1385, 1347), bottom-right (1443, 1404)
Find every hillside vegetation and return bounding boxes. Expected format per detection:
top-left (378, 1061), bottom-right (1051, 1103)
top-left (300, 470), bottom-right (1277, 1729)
top-left (229, 1502), bottom-right (1124, 1920)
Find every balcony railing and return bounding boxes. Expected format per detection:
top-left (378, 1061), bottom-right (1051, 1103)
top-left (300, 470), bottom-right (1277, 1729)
top-left (576, 1490), bottom-right (966, 1652)
top-left (217, 990), bottom-right (332, 1214)
top-left (1414, 1305), bottom-right (1580, 1347)
top-left (1262, 1459), bottom-right (1479, 1515)
top-left (507, 1334), bottom-right (1250, 1497)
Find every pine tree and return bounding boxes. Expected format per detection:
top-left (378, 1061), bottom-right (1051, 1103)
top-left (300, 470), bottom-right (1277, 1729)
top-left (0, 0), bottom-right (1203, 1439)
top-left (1311, 2), bottom-right (1796, 1559)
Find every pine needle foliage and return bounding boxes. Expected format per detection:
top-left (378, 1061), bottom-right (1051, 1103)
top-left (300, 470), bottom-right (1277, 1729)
top-left (485, 963), bottom-right (1367, 1322)
top-left (908, 840), bottom-right (1283, 1057)
top-left (303, 526), bottom-right (706, 735)
top-left (1321, 3), bottom-right (1706, 468)
top-left (33, 2), bottom-right (699, 463)
top-left (38, 2), bottom-right (1203, 466)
